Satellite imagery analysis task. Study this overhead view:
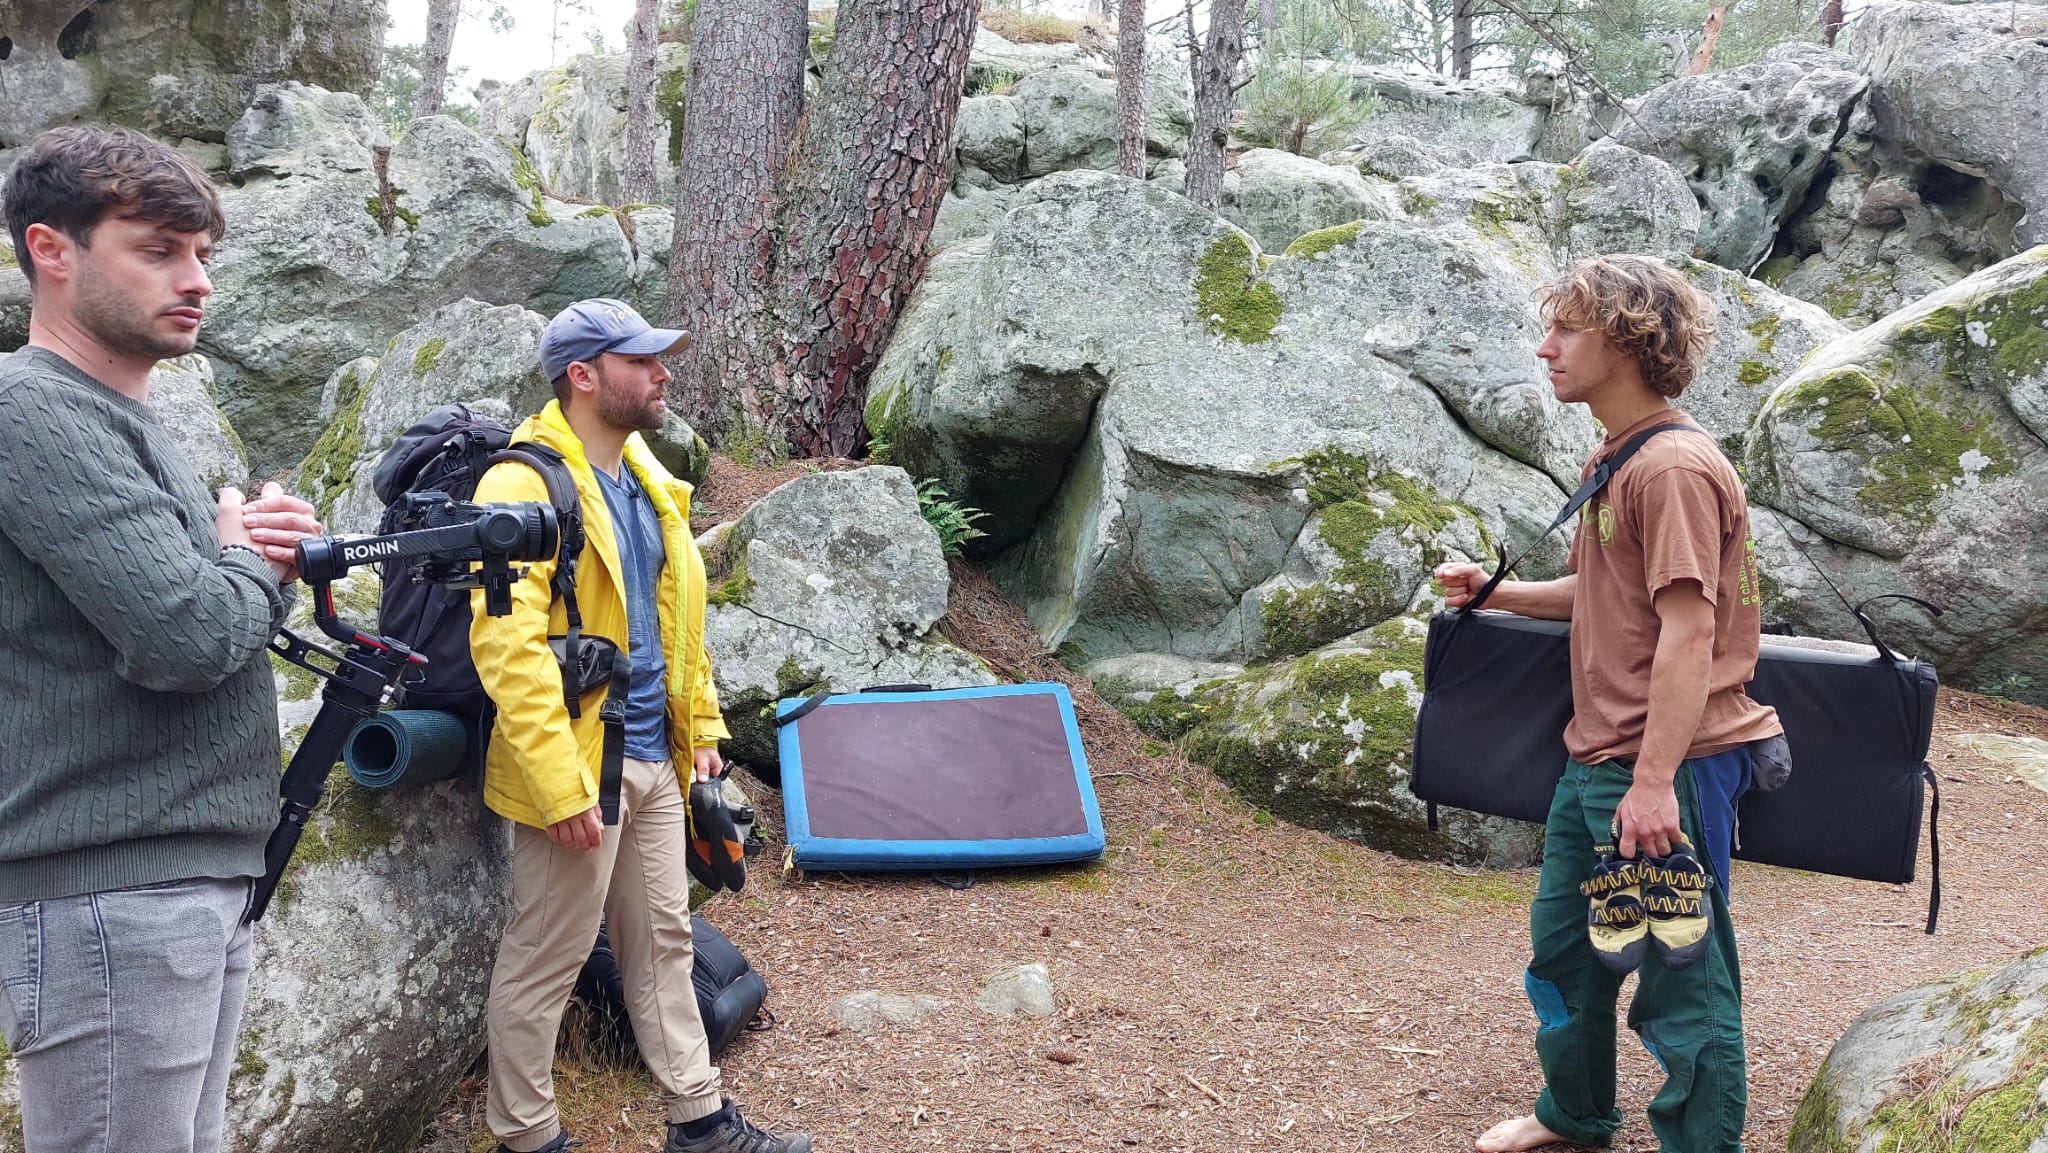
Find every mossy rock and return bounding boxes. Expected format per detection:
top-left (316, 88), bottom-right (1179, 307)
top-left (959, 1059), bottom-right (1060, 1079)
top-left (1253, 447), bottom-right (1492, 660)
top-left (1132, 618), bottom-right (1540, 867)
top-left (1790, 949), bottom-right (2048, 1153)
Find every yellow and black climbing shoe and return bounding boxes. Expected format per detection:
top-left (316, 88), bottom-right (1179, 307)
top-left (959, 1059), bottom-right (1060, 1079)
top-left (1640, 842), bottom-right (1715, 970)
top-left (1581, 846), bottom-right (1649, 974)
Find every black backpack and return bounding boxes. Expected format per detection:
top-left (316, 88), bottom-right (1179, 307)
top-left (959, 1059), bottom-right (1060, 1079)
top-left (573, 916), bottom-right (772, 1062)
top-left (370, 405), bottom-right (632, 821)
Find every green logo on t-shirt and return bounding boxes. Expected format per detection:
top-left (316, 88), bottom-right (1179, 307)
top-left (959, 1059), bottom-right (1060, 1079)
top-left (1596, 503), bottom-right (1615, 546)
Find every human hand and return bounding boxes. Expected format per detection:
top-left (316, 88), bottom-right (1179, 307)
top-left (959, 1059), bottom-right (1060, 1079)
top-left (241, 481), bottom-right (322, 584)
top-left (1614, 780), bottom-right (1682, 860)
top-left (215, 487), bottom-right (258, 552)
top-left (545, 806), bottom-right (604, 852)
top-left (692, 745), bottom-right (724, 783)
top-left (1433, 561), bottom-right (1491, 610)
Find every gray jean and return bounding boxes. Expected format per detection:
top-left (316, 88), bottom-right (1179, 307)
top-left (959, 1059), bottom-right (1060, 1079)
top-left (0, 876), bottom-right (255, 1153)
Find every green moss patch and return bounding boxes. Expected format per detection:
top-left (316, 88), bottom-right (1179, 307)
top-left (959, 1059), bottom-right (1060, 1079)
top-left (1779, 366), bottom-right (2015, 524)
top-left (1195, 232), bottom-right (1284, 344)
top-left (297, 364), bottom-right (370, 520)
top-left (1747, 313), bottom-right (1780, 355)
top-left (509, 147), bottom-right (556, 227)
top-left (1283, 220), bottom-right (1364, 261)
top-left (1738, 360), bottom-right (1774, 386)
top-left (363, 194), bottom-right (420, 231)
top-left (658, 64), bottom-right (689, 167)
top-left (1396, 185), bottom-right (1439, 216)
top-left (411, 336), bottom-right (447, 377)
top-left (1175, 619), bottom-right (1452, 859)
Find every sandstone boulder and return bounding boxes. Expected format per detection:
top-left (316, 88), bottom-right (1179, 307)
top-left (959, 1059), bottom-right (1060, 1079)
top-left (1789, 947), bottom-right (2048, 1153)
top-left (296, 298), bottom-right (551, 534)
top-left (1746, 247), bottom-right (2048, 696)
top-left (514, 46), bottom-right (690, 206)
top-left (1611, 42), bottom-right (1869, 271)
top-left (150, 354), bottom-right (250, 491)
top-left (199, 86), bottom-right (633, 470)
top-left (0, 0), bottom-right (383, 147)
top-left (1846, 0), bottom-right (2048, 249)
top-left (697, 467), bottom-right (996, 769)
top-left (1220, 148), bottom-right (1398, 254)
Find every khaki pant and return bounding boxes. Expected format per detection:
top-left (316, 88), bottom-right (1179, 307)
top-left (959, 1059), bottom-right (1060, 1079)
top-left (487, 756), bottom-right (724, 1151)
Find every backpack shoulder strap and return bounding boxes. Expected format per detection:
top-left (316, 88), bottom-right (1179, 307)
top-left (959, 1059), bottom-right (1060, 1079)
top-left (1462, 421), bottom-right (1707, 615)
top-left (487, 443), bottom-right (593, 711)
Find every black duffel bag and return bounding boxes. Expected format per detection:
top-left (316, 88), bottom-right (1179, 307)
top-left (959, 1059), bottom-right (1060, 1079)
top-left (1410, 608), bottom-right (1940, 895)
top-left (573, 915), bottom-right (772, 1061)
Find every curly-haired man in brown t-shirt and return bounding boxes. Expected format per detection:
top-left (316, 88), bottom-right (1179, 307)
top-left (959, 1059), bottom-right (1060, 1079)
top-left (1438, 255), bottom-right (1782, 1153)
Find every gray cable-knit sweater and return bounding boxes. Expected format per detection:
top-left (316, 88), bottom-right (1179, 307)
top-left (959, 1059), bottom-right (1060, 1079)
top-left (0, 346), bottom-right (290, 902)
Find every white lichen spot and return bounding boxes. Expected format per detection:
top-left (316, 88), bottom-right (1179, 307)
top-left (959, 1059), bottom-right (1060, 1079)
top-left (1965, 320), bottom-right (1991, 347)
top-left (1341, 717), bottom-right (1366, 743)
top-left (805, 572), bottom-right (834, 593)
top-left (1379, 669), bottom-right (1423, 709)
top-left (1958, 447), bottom-right (1993, 487)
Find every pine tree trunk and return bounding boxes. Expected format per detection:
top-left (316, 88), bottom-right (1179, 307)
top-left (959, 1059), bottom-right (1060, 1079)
top-left (414, 0), bottom-right (460, 119)
top-left (768, 0), bottom-right (981, 457)
top-left (1258, 0), bottom-right (1278, 51)
top-left (1093, 0), bottom-right (1115, 20)
top-left (1451, 0), bottom-right (1473, 80)
top-left (1821, 0), bottom-right (1845, 46)
top-left (623, 0), bottom-right (663, 205)
top-left (664, 0), bottom-right (808, 442)
top-left (1184, 0), bottom-right (1246, 211)
top-left (1117, 0), bottom-right (1147, 178)
top-left (1688, 4), bottom-right (1730, 74)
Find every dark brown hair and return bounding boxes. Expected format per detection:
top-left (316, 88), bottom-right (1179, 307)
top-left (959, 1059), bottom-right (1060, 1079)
top-left (1534, 254), bottom-right (1716, 399)
top-left (2, 125), bottom-right (226, 288)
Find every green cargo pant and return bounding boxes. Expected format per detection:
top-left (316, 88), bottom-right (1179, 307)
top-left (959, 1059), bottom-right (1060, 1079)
top-left (1523, 756), bottom-right (1747, 1152)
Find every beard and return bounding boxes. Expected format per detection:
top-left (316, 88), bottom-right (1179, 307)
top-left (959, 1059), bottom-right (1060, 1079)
top-left (73, 260), bottom-right (199, 362)
top-left (593, 364), bottom-right (666, 432)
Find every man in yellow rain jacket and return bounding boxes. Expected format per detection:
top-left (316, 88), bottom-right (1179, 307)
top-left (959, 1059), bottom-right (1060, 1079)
top-left (470, 298), bottom-right (810, 1153)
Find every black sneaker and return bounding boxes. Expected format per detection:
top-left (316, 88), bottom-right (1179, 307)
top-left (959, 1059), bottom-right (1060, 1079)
top-left (495, 1133), bottom-right (579, 1153)
top-left (665, 1104), bottom-right (813, 1153)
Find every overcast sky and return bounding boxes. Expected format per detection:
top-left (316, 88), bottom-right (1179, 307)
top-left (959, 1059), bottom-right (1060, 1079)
top-left (382, 1), bottom-right (1121, 94)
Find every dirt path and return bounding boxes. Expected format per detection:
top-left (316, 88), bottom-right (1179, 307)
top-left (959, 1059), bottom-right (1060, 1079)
top-left (421, 529), bottom-right (2048, 1153)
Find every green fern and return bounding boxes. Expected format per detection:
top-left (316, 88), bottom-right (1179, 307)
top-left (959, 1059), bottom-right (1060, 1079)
top-left (915, 478), bottom-right (987, 558)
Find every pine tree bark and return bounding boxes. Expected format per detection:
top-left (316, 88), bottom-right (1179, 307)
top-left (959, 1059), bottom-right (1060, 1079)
top-left (1451, 0), bottom-right (1473, 80)
top-left (1258, 0), bottom-right (1278, 50)
top-left (1687, 4), bottom-right (1730, 75)
top-left (1092, 0), bottom-right (1115, 20)
top-left (768, 0), bottom-right (981, 456)
top-left (1184, 0), bottom-right (1246, 211)
top-left (664, 0), bottom-right (808, 441)
top-left (414, 0), bottom-right (460, 119)
top-left (1820, 0), bottom-right (1845, 46)
top-left (623, 0), bottom-right (663, 205)
top-left (1117, 0), bottom-right (1147, 178)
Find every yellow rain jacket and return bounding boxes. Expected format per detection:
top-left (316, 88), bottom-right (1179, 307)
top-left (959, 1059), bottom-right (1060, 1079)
top-left (469, 400), bottom-right (730, 829)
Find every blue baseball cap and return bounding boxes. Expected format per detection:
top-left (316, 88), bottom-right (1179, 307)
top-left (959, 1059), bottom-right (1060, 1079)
top-left (538, 298), bottom-right (690, 382)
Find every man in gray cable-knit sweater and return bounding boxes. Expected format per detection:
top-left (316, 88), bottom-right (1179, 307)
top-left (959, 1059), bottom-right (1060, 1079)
top-left (0, 126), bottom-right (323, 1152)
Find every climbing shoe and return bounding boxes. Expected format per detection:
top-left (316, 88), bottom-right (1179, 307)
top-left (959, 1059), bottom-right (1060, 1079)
top-left (1580, 840), bottom-right (1649, 975)
top-left (1640, 841), bottom-right (1715, 971)
top-left (665, 1102), bottom-right (813, 1153)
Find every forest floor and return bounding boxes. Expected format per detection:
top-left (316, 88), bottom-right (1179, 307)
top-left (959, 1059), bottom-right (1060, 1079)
top-left (417, 454), bottom-right (2048, 1153)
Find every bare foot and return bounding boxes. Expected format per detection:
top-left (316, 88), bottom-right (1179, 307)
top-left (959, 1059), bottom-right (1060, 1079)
top-left (1474, 1114), bottom-right (1572, 1152)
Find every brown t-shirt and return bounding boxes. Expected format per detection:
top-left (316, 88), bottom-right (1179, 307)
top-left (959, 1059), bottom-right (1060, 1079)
top-left (1564, 409), bottom-right (1782, 764)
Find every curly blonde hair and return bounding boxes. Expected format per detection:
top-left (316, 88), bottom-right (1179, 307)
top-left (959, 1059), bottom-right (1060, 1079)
top-left (1534, 255), bottom-right (1716, 399)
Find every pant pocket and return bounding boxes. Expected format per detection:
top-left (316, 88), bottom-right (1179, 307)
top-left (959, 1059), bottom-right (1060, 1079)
top-left (0, 902), bottom-right (42, 1052)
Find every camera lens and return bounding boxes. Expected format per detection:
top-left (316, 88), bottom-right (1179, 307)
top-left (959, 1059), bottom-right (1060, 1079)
top-left (474, 509), bottom-right (527, 553)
